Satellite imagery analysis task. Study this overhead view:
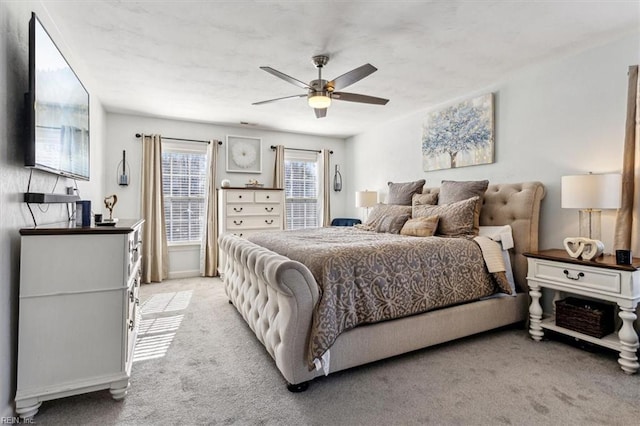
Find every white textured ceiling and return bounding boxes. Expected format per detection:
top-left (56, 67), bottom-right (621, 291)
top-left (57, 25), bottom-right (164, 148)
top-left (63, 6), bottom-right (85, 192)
top-left (40, 0), bottom-right (639, 138)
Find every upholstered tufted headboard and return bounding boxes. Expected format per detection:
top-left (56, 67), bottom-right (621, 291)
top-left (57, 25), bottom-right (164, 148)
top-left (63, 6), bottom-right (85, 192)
top-left (422, 182), bottom-right (545, 292)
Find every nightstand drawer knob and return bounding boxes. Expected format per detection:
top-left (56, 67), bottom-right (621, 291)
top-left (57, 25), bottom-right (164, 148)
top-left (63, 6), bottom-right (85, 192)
top-left (563, 270), bottom-right (585, 281)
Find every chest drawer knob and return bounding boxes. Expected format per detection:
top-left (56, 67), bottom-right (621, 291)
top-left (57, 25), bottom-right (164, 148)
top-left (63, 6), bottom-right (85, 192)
top-left (563, 270), bottom-right (585, 281)
top-left (233, 207), bottom-right (243, 212)
top-left (233, 220), bottom-right (243, 225)
top-left (265, 207), bottom-right (274, 212)
top-left (265, 219), bottom-right (274, 225)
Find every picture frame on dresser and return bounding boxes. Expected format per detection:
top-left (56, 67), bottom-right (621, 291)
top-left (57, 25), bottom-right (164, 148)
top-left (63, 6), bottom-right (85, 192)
top-left (226, 135), bottom-right (262, 173)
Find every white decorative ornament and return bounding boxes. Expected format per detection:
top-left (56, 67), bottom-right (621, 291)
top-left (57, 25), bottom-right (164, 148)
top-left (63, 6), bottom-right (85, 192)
top-left (563, 237), bottom-right (604, 260)
top-left (221, 179), bottom-right (231, 188)
top-left (231, 141), bottom-right (257, 169)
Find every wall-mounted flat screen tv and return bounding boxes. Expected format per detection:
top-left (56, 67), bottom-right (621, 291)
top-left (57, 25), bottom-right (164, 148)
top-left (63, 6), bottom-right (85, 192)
top-left (25, 12), bottom-right (90, 181)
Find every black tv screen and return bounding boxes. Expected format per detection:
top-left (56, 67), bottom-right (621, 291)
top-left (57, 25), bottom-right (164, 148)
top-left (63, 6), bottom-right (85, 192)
top-left (25, 12), bottom-right (90, 181)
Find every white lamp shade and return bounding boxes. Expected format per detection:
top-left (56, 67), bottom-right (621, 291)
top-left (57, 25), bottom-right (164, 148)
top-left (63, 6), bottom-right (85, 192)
top-left (561, 173), bottom-right (622, 209)
top-left (355, 190), bottom-right (377, 208)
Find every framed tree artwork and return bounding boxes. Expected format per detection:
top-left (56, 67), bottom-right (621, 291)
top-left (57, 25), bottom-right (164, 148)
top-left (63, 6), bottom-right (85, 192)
top-left (421, 93), bottom-right (494, 171)
top-left (226, 135), bottom-right (262, 173)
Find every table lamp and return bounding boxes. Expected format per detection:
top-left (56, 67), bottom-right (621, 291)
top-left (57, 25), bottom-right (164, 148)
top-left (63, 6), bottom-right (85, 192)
top-left (561, 173), bottom-right (621, 241)
top-left (355, 190), bottom-right (377, 221)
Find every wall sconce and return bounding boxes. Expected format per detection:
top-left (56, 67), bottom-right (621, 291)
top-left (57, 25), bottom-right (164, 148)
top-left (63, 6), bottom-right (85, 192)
top-left (561, 173), bottom-right (621, 241)
top-left (118, 150), bottom-right (129, 186)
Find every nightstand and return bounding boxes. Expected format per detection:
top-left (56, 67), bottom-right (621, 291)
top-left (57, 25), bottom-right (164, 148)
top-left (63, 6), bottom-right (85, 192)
top-left (524, 249), bottom-right (640, 374)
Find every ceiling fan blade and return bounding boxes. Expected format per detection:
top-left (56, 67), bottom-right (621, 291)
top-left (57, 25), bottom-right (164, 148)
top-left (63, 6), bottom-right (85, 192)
top-left (328, 64), bottom-right (377, 91)
top-left (314, 108), bottom-right (327, 118)
top-left (332, 92), bottom-right (389, 105)
top-left (260, 66), bottom-right (312, 90)
top-left (252, 94), bottom-right (306, 105)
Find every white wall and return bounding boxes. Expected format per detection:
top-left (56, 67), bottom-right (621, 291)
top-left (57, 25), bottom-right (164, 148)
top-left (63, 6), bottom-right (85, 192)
top-left (105, 113), bottom-right (347, 277)
top-left (1, 1), bottom-right (107, 417)
top-left (346, 33), bottom-right (640, 254)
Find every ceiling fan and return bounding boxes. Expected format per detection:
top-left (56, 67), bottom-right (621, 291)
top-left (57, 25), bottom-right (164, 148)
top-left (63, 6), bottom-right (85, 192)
top-left (252, 55), bottom-right (389, 118)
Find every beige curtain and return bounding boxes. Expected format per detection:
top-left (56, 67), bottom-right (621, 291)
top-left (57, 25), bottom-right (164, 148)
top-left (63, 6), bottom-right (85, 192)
top-left (321, 149), bottom-right (331, 226)
top-left (201, 140), bottom-right (219, 277)
top-left (273, 144), bottom-right (285, 228)
top-left (273, 144), bottom-right (285, 189)
top-left (614, 65), bottom-right (640, 254)
top-left (140, 134), bottom-right (169, 283)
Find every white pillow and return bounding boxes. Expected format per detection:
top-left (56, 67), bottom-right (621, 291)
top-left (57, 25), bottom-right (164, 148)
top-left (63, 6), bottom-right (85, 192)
top-left (479, 225), bottom-right (516, 295)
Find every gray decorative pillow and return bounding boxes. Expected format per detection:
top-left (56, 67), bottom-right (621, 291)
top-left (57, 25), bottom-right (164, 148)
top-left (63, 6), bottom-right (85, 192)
top-left (413, 196), bottom-right (480, 237)
top-left (438, 180), bottom-right (489, 205)
top-left (412, 192), bottom-right (438, 207)
top-left (360, 204), bottom-right (412, 230)
top-left (376, 213), bottom-right (411, 234)
top-left (386, 180), bottom-right (426, 205)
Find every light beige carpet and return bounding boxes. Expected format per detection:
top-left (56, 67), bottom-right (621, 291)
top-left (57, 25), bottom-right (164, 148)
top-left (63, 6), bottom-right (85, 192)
top-left (32, 277), bottom-right (639, 425)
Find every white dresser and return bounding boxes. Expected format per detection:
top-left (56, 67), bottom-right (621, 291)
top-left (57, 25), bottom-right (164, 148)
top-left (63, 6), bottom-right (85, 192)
top-left (15, 219), bottom-right (144, 418)
top-left (218, 188), bottom-right (284, 271)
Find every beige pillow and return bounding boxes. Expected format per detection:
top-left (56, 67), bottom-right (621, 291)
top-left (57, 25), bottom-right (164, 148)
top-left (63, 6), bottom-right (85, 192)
top-left (438, 180), bottom-right (489, 205)
top-left (412, 192), bottom-right (438, 207)
top-left (376, 213), bottom-right (411, 234)
top-left (386, 180), bottom-right (426, 205)
top-left (413, 196), bottom-right (480, 237)
top-left (400, 215), bottom-right (439, 237)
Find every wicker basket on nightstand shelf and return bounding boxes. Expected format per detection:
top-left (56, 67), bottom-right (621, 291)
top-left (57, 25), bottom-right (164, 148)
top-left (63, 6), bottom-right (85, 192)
top-left (555, 297), bottom-right (615, 338)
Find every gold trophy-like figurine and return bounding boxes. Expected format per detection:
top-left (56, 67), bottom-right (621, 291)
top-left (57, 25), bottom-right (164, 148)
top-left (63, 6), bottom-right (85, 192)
top-left (103, 194), bottom-right (118, 224)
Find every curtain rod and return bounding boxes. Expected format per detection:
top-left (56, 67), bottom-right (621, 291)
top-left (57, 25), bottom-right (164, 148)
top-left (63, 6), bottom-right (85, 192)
top-left (135, 133), bottom-right (222, 145)
top-left (270, 145), bottom-right (333, 154)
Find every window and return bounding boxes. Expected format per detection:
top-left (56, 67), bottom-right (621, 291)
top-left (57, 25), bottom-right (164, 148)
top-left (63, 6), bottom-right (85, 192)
top-left (162, 142), bottom-right (208, 244)
top-left (284, 151), bottom-right (320, 230)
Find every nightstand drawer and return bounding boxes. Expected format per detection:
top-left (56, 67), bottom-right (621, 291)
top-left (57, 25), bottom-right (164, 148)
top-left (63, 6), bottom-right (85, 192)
top-left (533, 261), bottom-right (621, 293)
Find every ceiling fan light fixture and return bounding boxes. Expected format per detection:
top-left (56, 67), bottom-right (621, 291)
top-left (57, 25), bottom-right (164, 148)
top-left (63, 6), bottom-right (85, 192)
top-left (308, 93), bottom-right (331, 109)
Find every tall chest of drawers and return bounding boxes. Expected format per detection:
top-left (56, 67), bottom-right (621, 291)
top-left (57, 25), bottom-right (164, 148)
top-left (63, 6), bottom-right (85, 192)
top-left (15, 219), bottom-right (144, 418)
top-left (218, 188), bottom-right (284, 271)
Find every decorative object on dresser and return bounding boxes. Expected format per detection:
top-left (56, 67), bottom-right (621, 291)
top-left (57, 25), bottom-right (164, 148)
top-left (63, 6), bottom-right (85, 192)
top-left (226, 135), bottom-right (262, 173)
top-left (421, 93), bottom-right (494, 171)
top-left (15, 219), bottom-right (144, 419)
top-left (562, 236), bottom-right (604, 260)
top-left (524, 249), bottom-right (640, 374)
top-left (217, 187), bottom-right (284, 273)
top-left (561, 173), bottom-right (622, 241)
top-left (101, 194), bottom-right (119, 225)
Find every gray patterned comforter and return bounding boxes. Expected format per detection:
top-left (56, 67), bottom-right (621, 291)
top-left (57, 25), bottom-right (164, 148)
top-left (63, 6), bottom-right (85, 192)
top-left (247, 227), bottom-right (502, 368)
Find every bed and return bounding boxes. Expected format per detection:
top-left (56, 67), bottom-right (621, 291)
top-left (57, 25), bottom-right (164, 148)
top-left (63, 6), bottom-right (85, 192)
top-left (219, 181), bottom-right (545, 391)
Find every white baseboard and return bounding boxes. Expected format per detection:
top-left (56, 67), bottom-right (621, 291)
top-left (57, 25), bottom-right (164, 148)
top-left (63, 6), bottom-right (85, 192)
top-left (168, 270), bottom-right (200, 280)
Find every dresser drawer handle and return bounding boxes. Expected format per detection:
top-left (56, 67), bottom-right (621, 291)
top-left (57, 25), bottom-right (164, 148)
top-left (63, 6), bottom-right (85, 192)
top-left (233, 220), bottom-right (243, 225)
top-left (265, 207), bottom-right (274, 212)
top-left (233, 207), bottom-right (243, 212)
top-left (563, 270), bottom-right (585, 281)
top-left (129, 291), bottom-right (134, 303)
top-left (129, 320), bottom-right (135, 331)
top-left (266, 195), bottom-right (270, 199)
top-left (265, 219), bottom-right (274, 225)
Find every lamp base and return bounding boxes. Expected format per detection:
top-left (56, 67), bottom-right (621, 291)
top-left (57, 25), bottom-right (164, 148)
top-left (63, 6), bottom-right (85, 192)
top-left (579, 209), bottom-right (601, 241)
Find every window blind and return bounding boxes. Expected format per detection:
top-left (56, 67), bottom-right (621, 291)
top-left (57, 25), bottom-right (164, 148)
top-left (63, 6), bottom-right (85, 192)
top-left (162, 144), bottom-right (207, 244)
top-left (284, 151), bottom-right (319, 230)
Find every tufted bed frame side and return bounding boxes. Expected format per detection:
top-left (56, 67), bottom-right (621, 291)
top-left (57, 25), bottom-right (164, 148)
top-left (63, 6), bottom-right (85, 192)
top-left (220, 181), bottom-right (545, 387)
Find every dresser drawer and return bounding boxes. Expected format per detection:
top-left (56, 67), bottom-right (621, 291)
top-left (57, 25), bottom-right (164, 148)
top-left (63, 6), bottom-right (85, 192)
top-left (226, 190), bottom-right (254, 203)
top-left (532, 261), bottom-right (621, 293)
top-left (226, 216), bottom-right (281, 230)
top-left (255, 191), bottom-right (282, 203)
top-left (226, 204), bottom-right (282, 216)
